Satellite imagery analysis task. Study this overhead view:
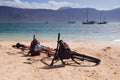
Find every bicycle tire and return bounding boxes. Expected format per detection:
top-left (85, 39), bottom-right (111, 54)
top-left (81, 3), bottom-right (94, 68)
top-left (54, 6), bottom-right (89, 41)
top-left (71, 51), bottom-right (101, 65)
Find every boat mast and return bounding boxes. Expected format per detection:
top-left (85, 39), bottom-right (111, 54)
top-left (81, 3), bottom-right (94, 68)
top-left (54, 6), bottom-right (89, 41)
top-left (86, 8), bottom-right (89, 22)
top-left (99, 12), bottom-right (102, 22)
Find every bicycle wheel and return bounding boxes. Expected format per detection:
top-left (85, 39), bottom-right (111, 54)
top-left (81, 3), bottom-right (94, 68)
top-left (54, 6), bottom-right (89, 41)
top-left (71, 51), bottom-right (101, 66)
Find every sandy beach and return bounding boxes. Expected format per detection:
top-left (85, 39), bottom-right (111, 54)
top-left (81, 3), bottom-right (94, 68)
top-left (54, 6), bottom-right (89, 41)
top-left (0, 39), bottom-right (120, 80)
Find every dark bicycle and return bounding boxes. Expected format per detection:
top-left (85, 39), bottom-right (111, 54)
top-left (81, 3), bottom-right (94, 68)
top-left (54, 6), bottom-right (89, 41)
top-left (50, 33), bottom-right (101, 66)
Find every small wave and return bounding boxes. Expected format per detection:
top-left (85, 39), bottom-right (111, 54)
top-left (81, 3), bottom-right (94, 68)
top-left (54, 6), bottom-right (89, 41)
top-left (113, 39), bottom-right (120, 42)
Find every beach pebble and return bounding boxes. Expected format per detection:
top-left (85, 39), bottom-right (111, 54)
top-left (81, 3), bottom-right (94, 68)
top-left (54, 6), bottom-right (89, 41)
top-left (113, 72), bottom-right (117, 74)
top-left (0, 44), bottom-right (2, 47)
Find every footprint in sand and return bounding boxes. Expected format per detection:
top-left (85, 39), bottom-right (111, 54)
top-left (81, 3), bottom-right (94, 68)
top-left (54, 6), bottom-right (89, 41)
top-left (102, 47), bottom-right (111, 51)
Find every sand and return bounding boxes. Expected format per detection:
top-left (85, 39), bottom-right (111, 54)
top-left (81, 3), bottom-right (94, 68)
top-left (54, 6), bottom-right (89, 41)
top-left (0, 39), bottom-right (120, 80)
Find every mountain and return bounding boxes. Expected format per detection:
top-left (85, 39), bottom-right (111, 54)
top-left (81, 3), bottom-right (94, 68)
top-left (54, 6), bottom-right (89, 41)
top-left (0, 6), bottom-right (120, 23)
top-left (58, 7), bottom-right (72, 10)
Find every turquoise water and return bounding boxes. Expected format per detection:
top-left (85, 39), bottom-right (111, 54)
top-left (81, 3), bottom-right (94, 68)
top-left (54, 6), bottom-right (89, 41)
top-left (0, 22), bottom-right (120, 42)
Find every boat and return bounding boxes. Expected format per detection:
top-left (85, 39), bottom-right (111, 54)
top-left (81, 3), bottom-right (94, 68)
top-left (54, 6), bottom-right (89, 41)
top-left (98, 21), bottom-right (108, 24)
top-left (82, 20), bottom-right (95, 24)
top-left (82, 8), bottom-right (95, 24)
top-left (98, 12), bottom-right (108, 24)
top-left (43, 21), bottom-right (48, 24)
top-left (67, 21), bottom-right (76, 24)
top-left (45, 22), bottom-right (48, 24)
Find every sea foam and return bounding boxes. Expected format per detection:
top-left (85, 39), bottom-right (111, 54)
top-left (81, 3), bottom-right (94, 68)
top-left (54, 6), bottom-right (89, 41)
top-left (113, 39), bottom-right (120, 42)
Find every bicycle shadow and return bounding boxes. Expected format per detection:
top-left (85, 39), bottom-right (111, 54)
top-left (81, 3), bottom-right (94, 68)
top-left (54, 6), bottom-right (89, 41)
top-left (40, 57), bottom-right (65, 69)
top-left (40, 57), bottom-right (98, 69)
top-left (6, 51), bottom-right (23, 55)
top-left (22, 54), bottom-right (43, 65)
top-left (65, 61), bottom-right (99, 67)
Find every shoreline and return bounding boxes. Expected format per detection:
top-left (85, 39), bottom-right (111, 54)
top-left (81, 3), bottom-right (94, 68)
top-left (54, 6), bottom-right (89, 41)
top-left (1, 38), bottom-right (120, 51)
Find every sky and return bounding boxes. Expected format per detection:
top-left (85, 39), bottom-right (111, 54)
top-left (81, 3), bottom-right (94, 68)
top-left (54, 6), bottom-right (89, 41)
top-left (0, 0), bottom-right (120, 10)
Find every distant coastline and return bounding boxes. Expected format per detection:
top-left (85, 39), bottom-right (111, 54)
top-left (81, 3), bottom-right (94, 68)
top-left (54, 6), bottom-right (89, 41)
top-left (0, 6), bottom-right (120, 22)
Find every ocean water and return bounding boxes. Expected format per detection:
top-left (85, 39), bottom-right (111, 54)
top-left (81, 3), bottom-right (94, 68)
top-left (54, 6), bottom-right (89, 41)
top-left (0, 22), bottom-right (120, 42)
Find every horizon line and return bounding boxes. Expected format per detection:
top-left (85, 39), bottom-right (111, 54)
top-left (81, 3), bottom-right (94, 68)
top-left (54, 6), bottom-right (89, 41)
top-left (0, 5), bottom-right (119, 11)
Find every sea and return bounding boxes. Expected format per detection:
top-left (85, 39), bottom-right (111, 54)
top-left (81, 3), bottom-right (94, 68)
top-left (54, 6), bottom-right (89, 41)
top-left (0, 22), bottom-right (120, 42)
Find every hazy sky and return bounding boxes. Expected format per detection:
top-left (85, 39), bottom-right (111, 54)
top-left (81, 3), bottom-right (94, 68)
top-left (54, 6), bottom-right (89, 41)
top-left (0, 0), bottom-right (119, 10)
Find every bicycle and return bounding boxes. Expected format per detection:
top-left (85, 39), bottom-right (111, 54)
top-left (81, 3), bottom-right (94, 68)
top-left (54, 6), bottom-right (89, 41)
top-left (50, 33), bottom-right (101, 66)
